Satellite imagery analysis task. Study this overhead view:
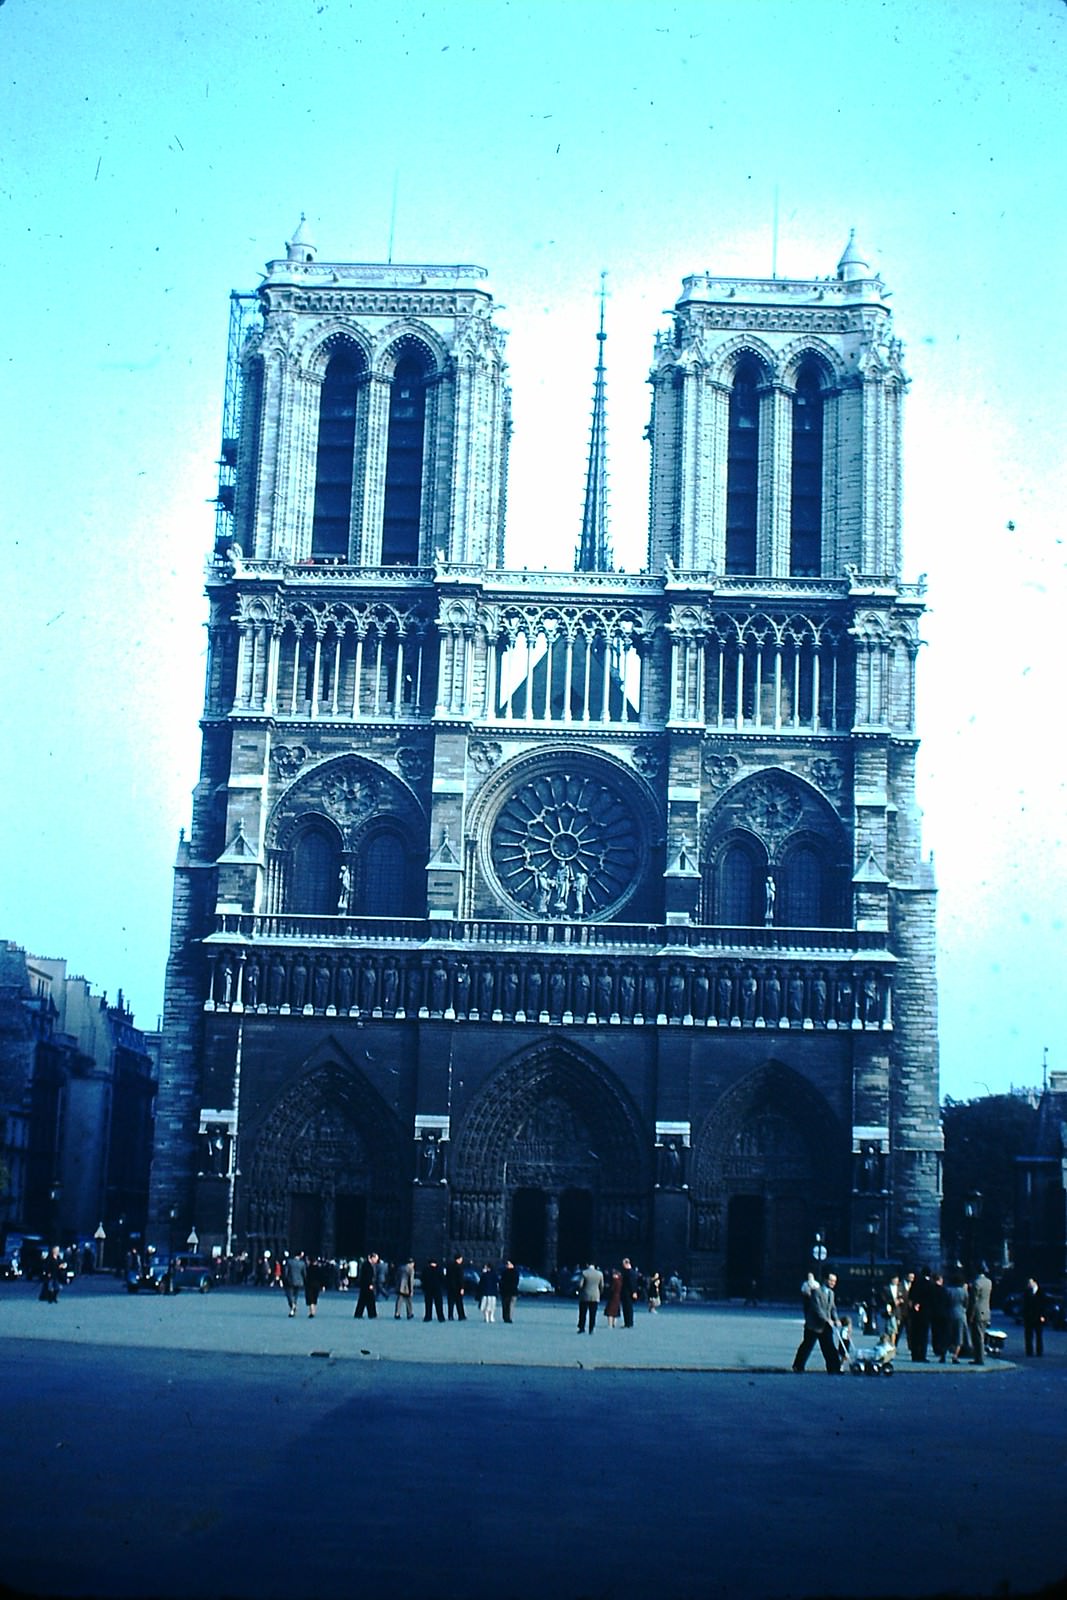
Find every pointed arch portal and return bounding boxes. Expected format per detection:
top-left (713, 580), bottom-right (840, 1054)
top-left (449, 1042), bottom-right (650, 1277)
top-left (241, 1055), bottom-right (406, 1264)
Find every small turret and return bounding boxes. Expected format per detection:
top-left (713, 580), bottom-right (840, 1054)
top-left (286, 214), bottom-right (318, 264)
top-left (836, 228), bottom-right (869, 282)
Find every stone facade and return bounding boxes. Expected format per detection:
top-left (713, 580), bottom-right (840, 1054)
top-left (149, 224), bottom-right (941, 1294)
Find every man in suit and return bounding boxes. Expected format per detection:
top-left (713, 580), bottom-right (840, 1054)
top-left (577, 1261), bottom-right (605, 1334)
top-left (394, 1257), bottom-right (415, 1320)
top-left (446, 1253), bottom-right (467, 1321)
top-left (620, 1258), bottom-right (639, 1328)
top-left (499, 1260), bottom-right (519, 1324)
top-left (354, 1251), bottom-right (379, 1318)
top-left (422, 1257), bottom-right (445, 1322)
top-left (282, 1251), bottom-right (306, 1317)
top-left (1022, 1277), bottom-right (1048, 1356)
top-left (792, 1270), bottom-right (842, 1372)
top-left (969, 1263), bottom-right (993, 1364)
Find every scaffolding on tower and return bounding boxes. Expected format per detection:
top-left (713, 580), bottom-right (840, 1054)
top-left (213, 290), bottom-right (262, 555)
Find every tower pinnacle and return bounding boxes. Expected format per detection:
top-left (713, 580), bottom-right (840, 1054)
top-left (575, 272), bottom-right (613, 573)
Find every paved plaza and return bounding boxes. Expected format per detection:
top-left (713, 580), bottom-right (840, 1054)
top-left (1, 1278), bottom-right (1065, 1600)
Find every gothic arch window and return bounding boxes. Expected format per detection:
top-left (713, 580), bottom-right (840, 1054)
top-left (726, 356), bottom-right (762, 575)
top-left (289, 821), bottom-right (342, 914)
top-left (790, 360), bottom-right (824, 577)
top-left (710, 836), bottom-right (766, 926)
top-left (778, 836), bottom-right (844, 929)
top-left (382, 350), bottom-right (430, 565)
top-left (355, 825), bottom-right (411, 917)
top-left (312, 347), bottom-right (366, 559)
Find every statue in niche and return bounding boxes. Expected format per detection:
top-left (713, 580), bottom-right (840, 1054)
top-left (245, 958), bottom-right (260, 1009)
top-left (549, 967), bottom-right (566, 1019)
top-left (430, 959), bottom-right (448, 1015)
top-left (788, 972), bottom-right (805, 1023)
top-left (221, 961), bottom-right (234, 1005)
top-left (381, 960), bottom-right (399, 1014)
top-left (764, 968), bottom-right (781, 1022)
top-left (619, 968), bottom-right (636, 1019)
top-left (596, 966), bottom-right (613, 1019)
top-left (811, 971), bottom-right (828, 1024)
top-left (290, 956), bottom-right (308, 1011)
top-left (406, 964), bottom-right (422, 1013)
top-left (525, 966), bottom-right (543, 1016)
top-left (642, 970), bottom-right (659, 1019)
top-left (836, 976), bottom-right (854, 1025)
top-left (667, 968), bottom-right (686, 1020)
top-left (336, 961), bottom-right (354, 1013)
top-left (535, 868), bottom-right (553, 916)
top-left (420, 1134), bottom-right (440, 1183)
top-left (741, 970), bottom-right (757, 1023)
top-left (862, 973), bottom-right (880, 1024)
top-left (454, 961), bottom-right (471, 1016)
top-left (659, 1139), bottom-right (683, 1188)
top-left (573, 869), bottom-right (589, 917)
top-left (717, 969), bottom-right (733, 1021)
top-left (574, 966), bottom-right (591, 1017)
top-left (692, 969), bottom-right (709, 1021)
top-left (268, 958), bottom-right (286, 1009)
top-left (764, 874), bottom-right (776, 926)
top-left (313, 963), bottom-right (331, 1011)
top-left (479, 964), bottom-right (496, 1015)
top-left (338, 862), bottom-right (352, 914)
top-left (360, 961), bottom-right (378, 1013)
top-left (503, 966), bottom-right (519, 1018)
top-left (553, 864), bottom-right (572, 914)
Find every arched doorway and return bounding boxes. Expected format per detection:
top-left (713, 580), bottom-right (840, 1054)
top-left (692, 1061), bottom-right (844, 1297)
top-left (449, 1041), bottom-right (650, 1277)
top-left (241, 1052), bottom-right (406, 1264)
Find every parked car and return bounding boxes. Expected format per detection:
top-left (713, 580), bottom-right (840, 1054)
top-left (516, 1267), bottom-right (553, 1295)
top-left (164, 1255), bottom-right (216, 1293)
top-left (1000, 1285), bottom-right (1067, 1330)
top-left (2, 1235), bottom-right (47, 1280)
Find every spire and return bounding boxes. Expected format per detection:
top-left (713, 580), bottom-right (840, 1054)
top-left (575, 272), bottom-right (613, 573)
top-left (836, 228), bottom-right (868, 282)
top-left (286, 213), bottom-right (318, 263)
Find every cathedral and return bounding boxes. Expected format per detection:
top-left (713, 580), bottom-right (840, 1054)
top-left (148, 221), bottom-right (942, 1294)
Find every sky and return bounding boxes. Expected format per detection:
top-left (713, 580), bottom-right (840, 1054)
top-left (2, 0), bottom-right (1064, 1102)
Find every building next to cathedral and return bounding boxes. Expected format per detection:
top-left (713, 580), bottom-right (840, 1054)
top-left (148, 220), bottom-right (941, 1294)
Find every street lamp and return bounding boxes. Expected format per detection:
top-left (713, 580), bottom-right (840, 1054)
top-left (865, 1214), bottom-right (880, 1332)
top-left (93, 1223), bottom-right (106, 1273)
top-left (963, 1192), bottom-right (983, 1276)
top-left (812, 1230), bottom-right (827, 1266)
top-left (187, 1226), bottom-right (200, 1255)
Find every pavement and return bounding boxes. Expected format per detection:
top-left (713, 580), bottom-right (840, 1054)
top-left (2, 1278), bottom-right (1064, 1600)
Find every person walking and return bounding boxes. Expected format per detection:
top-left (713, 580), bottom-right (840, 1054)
top-left (968, 1263), bottom-right (992, 1365)
top-left (620, 1258), bottom-right (639, 1328)
top-left (944, 1272), bottom-right (969, 1363)
top-left (304, 1255), bottom-right (325, 1318)
top-left (422, 1257), bottom-right (445, 1323)
top-left (282, 1251), bottom-right (306, 1317)
top-left (354, 1252), bottom-right (379, 1319)
top-left (577, 1261), bottom-right (604, 1334)
top-left (446, 1253), bottom-right (467, 1321)
top-left (604, 1268), bottom-right (623, 1328)
top-left (792, 1270), bottom-right (842, 1372)
top-left (39, 1245), bottom-right (65, 1305)
top-left (478, 1263), bottom-right (499, 1322)
top-left (1022, 1277), bottom-right (1048, 1356)
top-left (646, 1270), bottom-right (662, 1313)
top-left (499, 1260), bottom-right (519, 1323)
top-left (394, 1258), bottom-right (415, 1319)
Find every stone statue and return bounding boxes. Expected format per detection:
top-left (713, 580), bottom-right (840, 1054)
top-left (692, 969), bottom-right (709, 1021)
top-left (573, 868), bottom-right (588, 917)
top-left (764, 873), bottom-right (776, 926)
top-left (574, 966), bottom-right (591, 1017)
top-left (668, 968), bottom-right (686, 1021)
top-left (479, 964), bottom-right (495, 1015)
top-left (430, 959), bottom-right (448, 1015)
top-left (336, 961), bottom-right (354, 1013)
top-left (741, 970), bottom-right (757, 1023)
top-left (290, 957), bottom-right (308, 1011)
top-left (553, 863), bottom-right (572, 914)
top-left (420, 1134), bottom-right (439, 1183)
top-left (549, 967), bottom-right (566, 1020)
top-left (245, 958), bottom-right (260, 1009)
top-left (360, 962), bottom-right (377, 1014)
top-left (535, 868), bottom-right (553, 916)
top-left (381, 960), bottom-right (399, 1014)
top-left (338, 862), bottom-right (352, 914)
top-left (619, 968), bottom-right (635, 1019)
top-left (642, 970), bottom-right (659, 1019)
top-left (717, 970), bottom-right (733, 1021)
top-left (812, 972), bottom-right (828, 1023)
top-left (405, 964), bottom-right (422, 1013)
top-left (764, 968), bottom-right (781, 1022)
top-left (862, 973), bottom-right (880, 1024)
top-left (788, 972), bottom-right (804, 1023)
top-left (596, 967), bottom-right (613, 1019)
top-left (525, 966), bottom-right (543, 1017)
top-left (503, 966), bottom-right (519, 1017)
top-left (454, 961), bottom-right (471, 1016)
top-left (313, 963), bottom-right (331, 1011)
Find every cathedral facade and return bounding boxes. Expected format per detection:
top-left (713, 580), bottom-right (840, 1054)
top-left (148, 223), bottom-right (942, 1294)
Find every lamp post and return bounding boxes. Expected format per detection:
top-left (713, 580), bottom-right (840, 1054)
top-left (812, 1231), bottom-right (827, 1268)
top-left (866, 1214), bottom-right (880, 1332)
top-left (963, 1192), bottom-right (983, 1277)
top-left (186, 1226), bottom-right (199, 1258)
top-left (93, 1223), bottom-right (106, 1273)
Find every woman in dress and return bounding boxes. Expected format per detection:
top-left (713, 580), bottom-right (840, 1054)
top-left (605, 1268), bottom-right (623, 1328)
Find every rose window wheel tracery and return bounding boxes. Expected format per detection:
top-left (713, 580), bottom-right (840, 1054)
top-left (490, 769), bottom-right (643, 920)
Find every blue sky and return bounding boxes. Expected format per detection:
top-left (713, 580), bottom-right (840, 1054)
top-left (2, 0), bottom-right (1064, 1099)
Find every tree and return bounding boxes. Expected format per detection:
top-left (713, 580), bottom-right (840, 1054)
top-left (941, 1093), bottom-right (1038, 1276)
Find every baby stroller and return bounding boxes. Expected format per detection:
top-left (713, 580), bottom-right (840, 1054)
top-left (847, 1332), bottom-right (896, 1376)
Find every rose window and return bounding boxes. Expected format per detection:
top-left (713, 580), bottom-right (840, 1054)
top-left (490, 769), bottom-right (642, 920)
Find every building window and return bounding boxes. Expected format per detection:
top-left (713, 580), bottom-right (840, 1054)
top-left (289, 824), bottom-right (341, 915)
top-left (779, 842), bottom-right (829, 928)
top-left (726, 357), bottom-right (761, 575)
top-left (357, 828), bottom-right (409, 916)
top-left (790, 361), bottom-right (823, 577)
top-left (382, 353), bottom-right (428, 565)
top-left (712, 839), bottom-right (764, 926)
top-left (312, 348), bottom-right (364, 560)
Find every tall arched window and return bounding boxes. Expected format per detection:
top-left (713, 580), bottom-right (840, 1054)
top-left (312, 348), bottom-right (364, 559)
top-left (790, 360), bottom-right (824, 577)
top-left (779, 842), bottom-right (827, 928)
top-left (714, 839), bottom-right (764, 926)
top-left (726, 357), bottom-right (761, 574)
top-left (382, 352), bottom-right (428, 565)
top-left (289, 823), bottom-right (341, 914)
top-left (356, 827), bottom-right (409, 916)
